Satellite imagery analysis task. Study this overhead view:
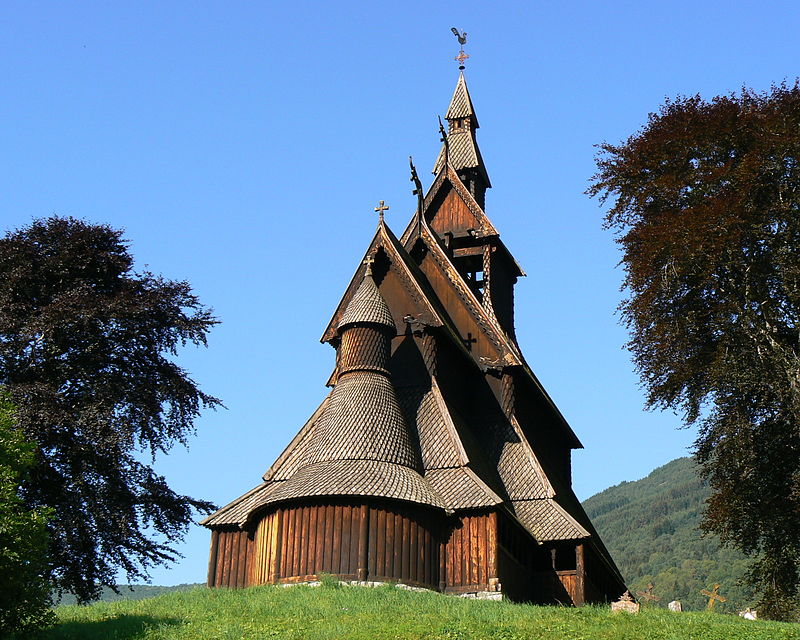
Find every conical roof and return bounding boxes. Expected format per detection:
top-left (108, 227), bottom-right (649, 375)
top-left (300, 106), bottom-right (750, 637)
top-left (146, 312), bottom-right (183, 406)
top-left (337, 272), bottom-right (395, 331)
top-left (302, 371), bottom-right (421, 469)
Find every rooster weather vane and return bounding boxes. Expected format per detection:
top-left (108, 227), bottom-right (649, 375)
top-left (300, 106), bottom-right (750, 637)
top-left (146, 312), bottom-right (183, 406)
top-left (451, 27), bottom-right (469, 69)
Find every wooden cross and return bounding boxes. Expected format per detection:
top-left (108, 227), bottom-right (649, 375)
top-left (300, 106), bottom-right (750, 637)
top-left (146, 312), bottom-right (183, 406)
top-left (463, 332), bottom-right (477, 351)
top-left (700, 583), bottom-right (727, 611)
top-left (374, 200), bottom-right (389, 222)
top-left (363, 254), bottom-right (375, 276)
top-left (636, 583), bottom-right (660, 604)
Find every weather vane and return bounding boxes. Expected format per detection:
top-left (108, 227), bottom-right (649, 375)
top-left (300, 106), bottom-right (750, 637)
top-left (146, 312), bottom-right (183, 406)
top-left (451, 27), bottom-right (468, 69)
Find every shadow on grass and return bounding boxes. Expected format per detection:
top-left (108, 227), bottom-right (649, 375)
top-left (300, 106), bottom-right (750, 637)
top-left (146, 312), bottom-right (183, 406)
top-left (41, 614), bottom-right (181, 640)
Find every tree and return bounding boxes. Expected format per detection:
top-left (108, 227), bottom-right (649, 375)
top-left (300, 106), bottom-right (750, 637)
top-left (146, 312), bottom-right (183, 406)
top-left (0, 216), bottom-right (219, 602)
top-left (0, 392), bottom-right (54, 635)
top-left (589, 83), bottom-right (800, 620)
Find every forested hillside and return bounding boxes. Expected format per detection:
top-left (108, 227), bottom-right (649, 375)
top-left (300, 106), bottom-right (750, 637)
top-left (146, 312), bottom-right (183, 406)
top-left (583, 457), bottom-right (753, 612)
top-left (55, 584), bottom-right (202, 606)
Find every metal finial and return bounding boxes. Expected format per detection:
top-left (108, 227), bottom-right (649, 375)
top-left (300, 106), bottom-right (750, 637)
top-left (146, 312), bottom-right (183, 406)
top-left (451, 28), bottom-right (469, 69)
top-left (438, 115), bottom-right (449, 166)
top-left (363, 253), bottom-right (375, 276)
top-left (374, 200), bottom-right (389, 222)
top-left (409, 156), bottom-right (424, 230)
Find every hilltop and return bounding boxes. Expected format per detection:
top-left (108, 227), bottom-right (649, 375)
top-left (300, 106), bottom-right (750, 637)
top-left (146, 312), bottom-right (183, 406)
top-left (42, 582), bottom-right (795, 640)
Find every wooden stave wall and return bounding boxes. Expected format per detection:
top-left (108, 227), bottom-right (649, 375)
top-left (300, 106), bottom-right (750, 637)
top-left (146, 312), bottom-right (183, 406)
top-left (209, 503), bottom-right (503, 593)
top-left (442, 511), bottom-right (496, 593)
top-left (243, 499), bottom-right (442, 590)
top-left (208, 504), bottom-right (610, 604)
top-left (208, 528), bottom-right (253, 588)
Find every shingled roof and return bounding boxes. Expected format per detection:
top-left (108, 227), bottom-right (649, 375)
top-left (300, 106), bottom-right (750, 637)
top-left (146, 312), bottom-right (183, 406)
top-left (432, 71), bottom-right (491, 187)
top-left (337, 272), bottom-right (395, 331)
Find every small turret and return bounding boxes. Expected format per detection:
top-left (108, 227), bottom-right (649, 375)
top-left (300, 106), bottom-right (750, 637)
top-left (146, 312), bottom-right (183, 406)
top-left (432, 72), bottom-right (491, 208)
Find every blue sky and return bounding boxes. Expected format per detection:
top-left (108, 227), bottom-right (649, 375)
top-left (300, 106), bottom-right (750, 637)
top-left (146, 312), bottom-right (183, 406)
top-left (2, 1), bottom-right (798, 585)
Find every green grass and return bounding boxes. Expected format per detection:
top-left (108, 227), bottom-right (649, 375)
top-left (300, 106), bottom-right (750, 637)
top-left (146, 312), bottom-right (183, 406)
top-left (38, 583), bottom-right (798, 640)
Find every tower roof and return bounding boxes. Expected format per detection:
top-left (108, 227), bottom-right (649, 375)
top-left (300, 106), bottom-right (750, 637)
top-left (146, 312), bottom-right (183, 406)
top-left (337, 271), bottom-right (395, 331)
top-left (432, 71), bottom-right (491, 188)
top-left (445, 72), bottom-right (479, 125)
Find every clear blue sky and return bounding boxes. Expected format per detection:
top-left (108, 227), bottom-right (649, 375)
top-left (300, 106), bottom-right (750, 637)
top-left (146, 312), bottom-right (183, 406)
top-left (2, 1), bottom-right (798, 585)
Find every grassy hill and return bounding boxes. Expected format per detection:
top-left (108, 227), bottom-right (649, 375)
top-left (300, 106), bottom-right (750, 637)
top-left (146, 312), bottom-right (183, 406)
top-left (42, 582), bottom-right (796, 640)
top-left (582, 457), bottom-right (754, 612)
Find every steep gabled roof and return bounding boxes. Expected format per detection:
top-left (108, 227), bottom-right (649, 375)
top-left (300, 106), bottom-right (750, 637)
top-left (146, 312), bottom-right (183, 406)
top-left (400, 165), bottom-right (524, 278)
top-left (321, 221), bottom-right (445, 344)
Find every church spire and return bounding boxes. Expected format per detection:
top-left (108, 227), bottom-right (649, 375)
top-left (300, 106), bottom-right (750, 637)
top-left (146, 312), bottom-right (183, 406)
top-left (432, 71), bottom-right (491, 208)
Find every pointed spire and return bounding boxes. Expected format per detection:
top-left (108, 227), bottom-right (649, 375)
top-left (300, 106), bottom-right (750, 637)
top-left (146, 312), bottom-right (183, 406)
top-left (432, 72), bottom-right (491, 201)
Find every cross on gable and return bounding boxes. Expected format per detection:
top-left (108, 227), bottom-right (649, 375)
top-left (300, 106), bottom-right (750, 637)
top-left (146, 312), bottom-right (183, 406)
top-left (700, 584), bottom-right (727, 610)
top-left (374, 200), bottom-right (389, 222)
top-left (463, 332), bottom-right (477, 351)
top-left (363, 254), bottom-right (375, 276)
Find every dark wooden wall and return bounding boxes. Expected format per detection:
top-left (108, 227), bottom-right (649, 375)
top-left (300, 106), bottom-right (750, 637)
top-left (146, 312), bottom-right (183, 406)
top-left (207, 528), bottom-right (253, 588)
top-left (209, 500), bottom-right (442, 590)
top-left (207, 503), bottom-right (621, 606)
top-left (442, 512), bottom-right (497, 593)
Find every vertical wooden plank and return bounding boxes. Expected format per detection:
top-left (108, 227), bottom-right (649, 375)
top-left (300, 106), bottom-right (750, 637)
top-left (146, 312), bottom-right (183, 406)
top-left (299, 506), bottom-right (309, 577)
top-left (218, 532), bottom-right (229, 587)
top-left (307, 505), bottom-right (319, 576)
top-left (207, 530), bottom-right (219, 587)
top-left (470, 516), bottom-right (479, 586)
top-left (385, 509), bottom-right (395, 577)
top-left (410, 519), bottom-right (419, 583)
top-left (575, 543), bottom-right (585, 607)
top-left (367, 507), bottom-right (377, 577)
top-left (487, 511), bottom-right (498, 586)
top-left (248, 523), bottom-right (259, 586)
top-left (349, 504), bottom-right (361, 576)
top-left (401, 516), bottom-right (410, 580)
top-left (339, 505), bottom-right (351, 575)
top-left (393, 511), bottom-right (403, 580)
top-left (375, 508), bottom-right (386, 577)
top-left (323, 504), bottom-right (335, 573)
top-left (314, 506), bottom-right (325, 574)
top-left (439, 531), bottom-right (447, 591)
top-left (236, 532), bottom-right (246, 587)
top-left (252, 518), bottom-right (263, 585)
top-left (283, 508), bottom-right (294, 579)
top-left (292, 507), bottom-right (302, 578)
top-left (332, 504), bottom-right (343, 576)
top-left (457, 519), bottom-right (465, 586)
top-left (273, 509), bottom-right (284, 583)
top-left (357, 504), bottom-right (369, 581)
top-left (228, 531), bottom-right (239, 587)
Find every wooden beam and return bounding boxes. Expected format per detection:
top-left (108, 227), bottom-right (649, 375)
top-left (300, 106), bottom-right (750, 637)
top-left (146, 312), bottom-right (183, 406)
top-left (575, 543), bottom-right (586, 607)
top-left (207, 529), bottom-right (219, 587)
top-left (357, 504), bottom-right (369, 581)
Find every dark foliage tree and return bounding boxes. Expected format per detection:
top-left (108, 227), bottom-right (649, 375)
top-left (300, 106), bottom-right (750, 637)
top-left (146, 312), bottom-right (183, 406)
top-left (589, 83), bottom-right (800, 620)
top-left (0, 216), bottom-right (219, 603)
top-left (0, 392), bottom-right (54, 635)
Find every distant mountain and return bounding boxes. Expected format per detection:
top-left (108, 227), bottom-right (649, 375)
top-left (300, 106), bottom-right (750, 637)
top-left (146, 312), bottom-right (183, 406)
top-left (55, 583), bottom-right (202, 606)
top-left (583, 457), bottom-right (754, 612)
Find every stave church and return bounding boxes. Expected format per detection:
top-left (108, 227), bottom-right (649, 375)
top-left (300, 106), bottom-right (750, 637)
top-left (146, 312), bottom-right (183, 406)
top-left (201, 57), bottom-right (627, 605)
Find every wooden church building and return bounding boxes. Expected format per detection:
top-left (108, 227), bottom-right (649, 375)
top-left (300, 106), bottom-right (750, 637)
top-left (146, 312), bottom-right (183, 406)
top-left (201, 69), bottom-right (627, 605)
